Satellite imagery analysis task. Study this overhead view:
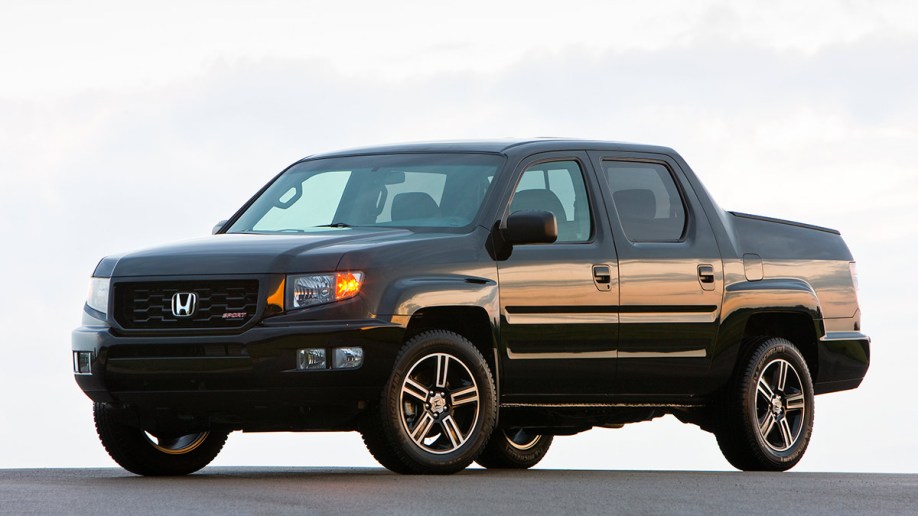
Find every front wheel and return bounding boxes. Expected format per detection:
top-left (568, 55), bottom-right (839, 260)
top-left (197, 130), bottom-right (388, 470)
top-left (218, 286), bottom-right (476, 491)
top-left (94, 403), bottom-right (229, 476)
top-left (715, 337), bottom-right (815, 471)
top-left (476, 428), bottom-right (553, 469)
top-left (361, 330), bottom-right (497, 474)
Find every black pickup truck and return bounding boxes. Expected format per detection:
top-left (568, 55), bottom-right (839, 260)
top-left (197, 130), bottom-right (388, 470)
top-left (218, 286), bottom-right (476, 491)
top-left (73, 139), bottom-right (869, 475)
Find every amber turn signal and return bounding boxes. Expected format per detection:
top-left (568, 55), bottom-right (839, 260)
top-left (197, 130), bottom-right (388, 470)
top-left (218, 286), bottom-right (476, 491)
top-left (266, 277), bottom-right (285, 314)
top-left (335, 272), bottom-right (363, 300)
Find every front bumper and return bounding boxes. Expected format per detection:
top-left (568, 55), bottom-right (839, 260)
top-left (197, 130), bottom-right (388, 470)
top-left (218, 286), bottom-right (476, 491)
top-left (814, 331), bottom-right (870, 394)
top-left (72, 318), bottom-right (405, 432)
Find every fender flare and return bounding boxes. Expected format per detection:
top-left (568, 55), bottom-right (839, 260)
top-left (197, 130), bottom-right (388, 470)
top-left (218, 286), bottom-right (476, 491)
top-left (708, 278), bottom-right (825, 386)
top-left (376, 275), bottom-right (500, 321)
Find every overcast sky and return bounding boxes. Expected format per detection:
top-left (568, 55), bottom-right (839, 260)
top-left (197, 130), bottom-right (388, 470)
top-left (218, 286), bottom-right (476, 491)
top-left (1, 0), bottom-right (915, 472)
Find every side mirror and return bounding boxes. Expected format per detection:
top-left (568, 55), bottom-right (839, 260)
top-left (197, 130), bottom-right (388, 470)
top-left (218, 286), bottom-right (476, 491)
top-left (212, 220), bottom-right (228, 235)
top-left (502, 210), bottom-right (558, 245)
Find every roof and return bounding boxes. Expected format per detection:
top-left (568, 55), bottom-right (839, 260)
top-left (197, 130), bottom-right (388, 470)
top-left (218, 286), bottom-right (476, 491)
top-left (303, 138), bottom-right (677, 160)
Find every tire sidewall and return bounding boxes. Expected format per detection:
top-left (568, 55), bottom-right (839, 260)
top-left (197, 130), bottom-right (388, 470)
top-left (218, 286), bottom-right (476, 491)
top-left (382, 332), bottom-right (496, 472)
top-left (493, 430), bottom-right (553, 467)
top-left (94, 403), bottom-right (228, 476)
top-left (743, 339), bottom-right (815, 467)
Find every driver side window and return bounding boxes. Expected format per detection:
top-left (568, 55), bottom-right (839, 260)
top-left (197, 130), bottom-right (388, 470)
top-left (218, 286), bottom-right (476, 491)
top-left (510, 160), bottom-right (592, 243)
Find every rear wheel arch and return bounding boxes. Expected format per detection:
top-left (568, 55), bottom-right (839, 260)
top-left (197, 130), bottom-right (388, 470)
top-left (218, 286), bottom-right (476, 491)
top-left (718, 280), bottom-right (823, 385)
top-left (740, 312), bottom-right (821, 382)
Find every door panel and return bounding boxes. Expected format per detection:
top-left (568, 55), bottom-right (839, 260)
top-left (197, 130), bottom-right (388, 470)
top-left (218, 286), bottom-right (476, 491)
top-left (496, 153), bottom-right (619, 400)
top-left (590, 153), bottom-right (723, 396)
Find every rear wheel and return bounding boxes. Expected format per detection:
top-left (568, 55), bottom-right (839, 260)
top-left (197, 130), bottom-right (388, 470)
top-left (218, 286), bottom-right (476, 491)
top-left (476, 428), bottom-right (553, 469)
top-left (715, 337), bottom-right (814, 471)
top-left (94, 403), bottom-right (229, 476)
top-left (361, 330), bottom-right (497, 474)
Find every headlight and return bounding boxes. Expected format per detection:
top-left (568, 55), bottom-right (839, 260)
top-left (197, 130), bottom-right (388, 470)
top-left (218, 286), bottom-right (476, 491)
top-left (86, 277), bottom-right (110, 315)
top-left (287, 272), bottom-right (364, 309)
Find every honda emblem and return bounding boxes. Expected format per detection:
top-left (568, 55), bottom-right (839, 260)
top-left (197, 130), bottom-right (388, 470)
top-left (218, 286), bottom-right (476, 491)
top-left (171, 292), bottom-right (198, 317)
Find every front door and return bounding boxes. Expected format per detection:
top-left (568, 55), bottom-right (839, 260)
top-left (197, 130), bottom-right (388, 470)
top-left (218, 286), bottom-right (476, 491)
top-left (589, 152), bottom-right (723, 397)
top-left (496, 153), bottom-right (619, 401)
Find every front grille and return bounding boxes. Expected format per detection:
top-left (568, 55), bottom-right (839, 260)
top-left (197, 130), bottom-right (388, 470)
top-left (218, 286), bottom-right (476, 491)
top-left (115, 280), bottom-right (259, 329)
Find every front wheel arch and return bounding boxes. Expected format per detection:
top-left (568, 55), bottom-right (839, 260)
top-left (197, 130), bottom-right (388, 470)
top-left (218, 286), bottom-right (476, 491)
top-left (404, 306), bottom-right (498, 385)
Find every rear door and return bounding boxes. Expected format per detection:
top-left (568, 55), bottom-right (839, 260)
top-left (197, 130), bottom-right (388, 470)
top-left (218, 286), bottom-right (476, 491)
top-left (496, 152), bottom-right (620, 401)
top-left (589, 152), bottom-right (723, 396)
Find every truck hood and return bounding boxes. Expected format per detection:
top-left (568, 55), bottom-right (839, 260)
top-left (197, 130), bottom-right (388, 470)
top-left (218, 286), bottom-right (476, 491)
top-left (96, 228), bottom-right (417, 277)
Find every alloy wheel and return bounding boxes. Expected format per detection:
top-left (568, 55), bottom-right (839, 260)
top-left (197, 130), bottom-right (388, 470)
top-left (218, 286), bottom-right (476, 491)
top-left (144, 432), bottom-right (210, 455)
top-left (755, 359), bottom-right (806, 452)
top-left (504, 429), bottom-right (542, 451)
top-left (399, 353), bottom-right (480, 454)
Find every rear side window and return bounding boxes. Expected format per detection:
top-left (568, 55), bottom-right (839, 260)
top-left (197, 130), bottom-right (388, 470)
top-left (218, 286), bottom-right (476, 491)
top-left (510, 160), bottom-right (592, 242)
top-left (604, 161), bottom-right (686, 242)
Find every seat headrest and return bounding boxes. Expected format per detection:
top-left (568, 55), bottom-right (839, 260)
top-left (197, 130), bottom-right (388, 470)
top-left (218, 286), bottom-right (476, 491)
top-left (391, 192), bottom-right (440, 221)
top-left (510, 189), bottom-right (566, 221)
top-left (613, 189), bottom-right (656, 220)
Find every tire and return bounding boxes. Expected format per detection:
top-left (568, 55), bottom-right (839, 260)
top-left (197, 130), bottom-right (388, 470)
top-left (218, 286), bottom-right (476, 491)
top-left (358, 403), bottom-right (413, 475)
top-left (715, 337), bottom-right (815, 471)
top-left (94, 403), bottom-right (229, 476)
top-left (361, 330), bottom-right (497, 474)
top-left (476, 428), bottom-right (553, 469)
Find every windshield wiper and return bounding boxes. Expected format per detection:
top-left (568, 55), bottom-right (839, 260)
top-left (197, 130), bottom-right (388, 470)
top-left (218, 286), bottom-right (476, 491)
top-left (313, 222), bottom-right (353, 228)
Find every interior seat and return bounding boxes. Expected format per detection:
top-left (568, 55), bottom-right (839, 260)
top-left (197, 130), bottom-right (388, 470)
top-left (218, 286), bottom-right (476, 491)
top-left (391, 192), bottom-right (440, 221)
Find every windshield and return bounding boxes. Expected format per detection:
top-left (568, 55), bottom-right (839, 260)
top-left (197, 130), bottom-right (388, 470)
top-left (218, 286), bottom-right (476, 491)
top-left (227, 153), bottom-right (503, 233)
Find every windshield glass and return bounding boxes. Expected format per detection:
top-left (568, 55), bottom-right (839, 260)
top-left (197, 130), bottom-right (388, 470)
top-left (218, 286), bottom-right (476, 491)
top-left (227, 153), bottom-right (503, 233)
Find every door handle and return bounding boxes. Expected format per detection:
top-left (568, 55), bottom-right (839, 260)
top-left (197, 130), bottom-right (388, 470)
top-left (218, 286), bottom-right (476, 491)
top-left (698, 264), bottom-right (715, 291)
top-left (593, 265), bottom-right (612, 291)
top-left (698, 265), bottom-right (714, 283)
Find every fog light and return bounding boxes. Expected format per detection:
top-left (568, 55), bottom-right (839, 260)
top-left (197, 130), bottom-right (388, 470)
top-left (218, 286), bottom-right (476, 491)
top-left (297, 348), bottom-right (327, 370)
top-left (333, 347), bottom-right (364, 369)
top-left (73, 351), bottom-right (92, 375)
